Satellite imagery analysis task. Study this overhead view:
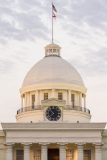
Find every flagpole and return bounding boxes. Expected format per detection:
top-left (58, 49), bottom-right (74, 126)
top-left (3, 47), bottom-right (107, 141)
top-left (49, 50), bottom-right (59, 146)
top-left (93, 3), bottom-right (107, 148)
top-left (52, 1), bottom-right (53, 43)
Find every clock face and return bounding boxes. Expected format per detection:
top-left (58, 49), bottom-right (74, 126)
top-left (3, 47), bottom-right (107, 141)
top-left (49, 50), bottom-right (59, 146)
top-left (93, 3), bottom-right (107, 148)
top-left (46, 106), bottom-right (61, 121)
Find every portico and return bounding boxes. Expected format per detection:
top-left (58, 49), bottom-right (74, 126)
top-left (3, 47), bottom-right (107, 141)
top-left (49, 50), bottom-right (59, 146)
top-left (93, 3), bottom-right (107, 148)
top-left (2, 122), bottom-right (105, 160)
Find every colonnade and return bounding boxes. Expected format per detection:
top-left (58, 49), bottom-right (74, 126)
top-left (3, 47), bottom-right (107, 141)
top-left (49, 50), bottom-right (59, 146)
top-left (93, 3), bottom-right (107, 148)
top-left (21, 89), bottom-right (86, 109)
top-left (5, 142), bottom-right (102, 160)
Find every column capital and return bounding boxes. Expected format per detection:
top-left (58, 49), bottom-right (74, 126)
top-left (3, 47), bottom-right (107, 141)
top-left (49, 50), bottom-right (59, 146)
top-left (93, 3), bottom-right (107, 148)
top-left (39, 142), bottom-right (50, 146)
top-left (75, 143), bottom-right (86, 146)
top-left (75, 143), bottom-right (86, 150)
top-left (93, 142), bottom-right (104, 146)
top-left (4, 142), bottom-right (15, 147)
top-left (93, 143), bottom-right (104, 150)
top-left (57, 142), bottom-right (68, 146)
top-left (21, 143), bottom-right (32, 146)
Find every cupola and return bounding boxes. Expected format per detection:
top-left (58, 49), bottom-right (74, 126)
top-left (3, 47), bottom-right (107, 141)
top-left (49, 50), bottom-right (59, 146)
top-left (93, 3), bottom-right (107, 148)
top-left (44, 43), bottom-right (61, 57)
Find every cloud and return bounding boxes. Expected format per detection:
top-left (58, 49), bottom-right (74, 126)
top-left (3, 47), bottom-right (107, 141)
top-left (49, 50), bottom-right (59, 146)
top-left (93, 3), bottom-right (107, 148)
top-left (0, 0), bottom-right (50, 44)
top-left (68, 47), bottom-right (107, 77)
top-left (0, 59), bottom-right (15, 77)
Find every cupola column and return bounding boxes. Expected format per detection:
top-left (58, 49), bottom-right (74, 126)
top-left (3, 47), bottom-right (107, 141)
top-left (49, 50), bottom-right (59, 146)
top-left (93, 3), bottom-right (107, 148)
top-left (21, 95), bottom-right (23, 108)
top-left (22, 143), bottom-right (32, 160)
top-left (39, 143), bottom-right (50, 160)
top-left (57, 143), bottom-right (68, 160)
top-left (80, 92), bottom-right (82, 107)
top-left (52, 89), bottom-right (55, 98)
top-left (24, 93), bottom-right (27, 107)
top-left (76, 143), bottom-right (85, 160)
top-left (4, 143), bottom-right (14, 160)
top-left (84, 95), bottom-right (86, 108)
top-left (36, 90), bottom-right (39, 105)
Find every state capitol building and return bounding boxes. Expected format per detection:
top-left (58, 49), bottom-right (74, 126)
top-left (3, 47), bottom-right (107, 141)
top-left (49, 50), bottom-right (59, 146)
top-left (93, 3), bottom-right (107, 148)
top-left (0, 42), bottom-right (107, 160)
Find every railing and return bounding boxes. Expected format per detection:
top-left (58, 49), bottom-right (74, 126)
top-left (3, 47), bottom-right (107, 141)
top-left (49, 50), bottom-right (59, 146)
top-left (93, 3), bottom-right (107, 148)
top-left (17, 105), bottom-right (42, 114)
top-left (65, 105), bottom-right (90, 114)
top-left (17, 105), bottom-right (90, 114)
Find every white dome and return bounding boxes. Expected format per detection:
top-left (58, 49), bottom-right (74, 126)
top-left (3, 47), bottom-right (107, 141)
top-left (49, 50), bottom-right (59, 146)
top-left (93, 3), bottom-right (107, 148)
top-left (22, 57), bottom-right (85, 87)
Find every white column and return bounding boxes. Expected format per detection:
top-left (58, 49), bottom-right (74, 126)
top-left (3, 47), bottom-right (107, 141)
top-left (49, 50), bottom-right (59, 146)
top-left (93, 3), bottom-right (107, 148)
top-left (27, 92), bottom-right (30, 106)
top-left (84, 95), bottom-right (86, 108)
top-left (36, 90), bottom-right (39, 105)
top-left (57, 143), bottom-right (68, 160)
top-left (21, 95), bottom-right (23, 108)
top-left (4, 143), bottom-right (14, 160)
top-left (39, 143), bottom-right (50, 160)
top-left (22, 143), bottom-right (32, 160)
top-left (80, 92), bottom-right (82, 107)
top-left (68, 90), bottom-right (71, 105)
top-left (76, 143), bottom-right (85, 160)
top-left (52, 89), bottom-right (55, 98)
top-left (94, 143), bottom-right (103, 160)
top-left (77, 92), bottom-right (80, 106)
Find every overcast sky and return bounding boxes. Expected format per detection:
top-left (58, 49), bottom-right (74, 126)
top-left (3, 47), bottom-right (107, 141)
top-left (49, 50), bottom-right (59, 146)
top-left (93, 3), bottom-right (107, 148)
top-left (0, 0), bottom-right (107, 125)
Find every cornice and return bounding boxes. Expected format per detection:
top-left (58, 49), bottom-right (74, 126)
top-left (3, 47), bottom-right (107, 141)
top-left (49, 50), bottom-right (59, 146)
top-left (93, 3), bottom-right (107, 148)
top-left (1, 122), bottom-right (106, 130)
top-left (20, 83), bottom-right (87, 94)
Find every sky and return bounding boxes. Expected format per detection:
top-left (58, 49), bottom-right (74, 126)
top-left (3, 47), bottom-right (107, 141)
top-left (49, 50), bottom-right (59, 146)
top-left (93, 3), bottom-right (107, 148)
top-left (0, 0), bottom-right (107, 125)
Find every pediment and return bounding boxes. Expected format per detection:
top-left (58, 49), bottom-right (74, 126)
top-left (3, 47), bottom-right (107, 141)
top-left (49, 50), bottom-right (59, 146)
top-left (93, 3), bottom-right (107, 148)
top-left (41, 98), bottom-right (66, 107)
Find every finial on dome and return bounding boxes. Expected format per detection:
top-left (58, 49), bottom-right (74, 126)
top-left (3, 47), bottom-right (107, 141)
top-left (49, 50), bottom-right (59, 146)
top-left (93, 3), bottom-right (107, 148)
top-left (44, 43), bottom-right (61, 57)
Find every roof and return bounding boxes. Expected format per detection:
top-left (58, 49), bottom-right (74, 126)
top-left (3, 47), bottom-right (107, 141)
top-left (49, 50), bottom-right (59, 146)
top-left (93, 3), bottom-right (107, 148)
top-left (44, 43), bottom-right (61, 49)
top-left (22, 56), bottom-right (85, 87)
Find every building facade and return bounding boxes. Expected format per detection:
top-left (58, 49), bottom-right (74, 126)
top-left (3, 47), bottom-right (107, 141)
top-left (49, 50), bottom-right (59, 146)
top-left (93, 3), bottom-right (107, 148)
top-left (0, 43), bottom-right (107, 160)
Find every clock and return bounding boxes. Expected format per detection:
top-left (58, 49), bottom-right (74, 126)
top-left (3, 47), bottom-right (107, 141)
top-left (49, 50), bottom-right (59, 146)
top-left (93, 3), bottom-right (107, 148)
top-left (46, 106), bottom-right (61, 121)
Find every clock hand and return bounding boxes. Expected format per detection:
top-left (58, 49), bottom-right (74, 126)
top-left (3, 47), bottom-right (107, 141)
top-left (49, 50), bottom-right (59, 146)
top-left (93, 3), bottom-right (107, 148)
top-left (50, 110), bottom-right (54, 117)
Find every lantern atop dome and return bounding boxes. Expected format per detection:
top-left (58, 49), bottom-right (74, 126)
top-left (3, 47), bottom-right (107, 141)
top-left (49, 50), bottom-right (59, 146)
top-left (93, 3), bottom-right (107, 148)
top-left (44, 43), bottom-right (61, 57)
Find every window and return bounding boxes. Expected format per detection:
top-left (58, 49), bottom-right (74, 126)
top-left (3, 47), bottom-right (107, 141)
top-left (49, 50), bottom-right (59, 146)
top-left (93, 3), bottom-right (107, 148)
top-left (49, 49), bottom-right (52, 55)
top-left (71, 94), bottom-right (75, 107)
top-left (58, 93), bottom-right (63, 100)
top-left (32, 94), bottom-right (35, 107)
top-left (44, 93), bottom-right (48, 100)
top-left (84, 150), bottom-right (91, 160)
top-left (16, 150), bottom-right (24, 160)
top-left (34, 150), bottom-right (41, 160)
top-left (56, 49), bottom-right (59, 55)
top-left (66, 150), bottom-right (74, 160)
top-left (53, 49), bottom-right (56, 55)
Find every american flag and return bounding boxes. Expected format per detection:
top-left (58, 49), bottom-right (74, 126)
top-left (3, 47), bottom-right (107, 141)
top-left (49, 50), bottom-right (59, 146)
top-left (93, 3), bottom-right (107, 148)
top-left (52, 4), bottom-right (57, 13)
top-left (53, 11), bottom-right (56, 19)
